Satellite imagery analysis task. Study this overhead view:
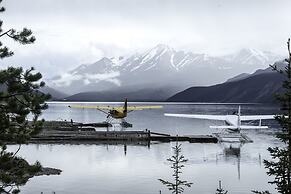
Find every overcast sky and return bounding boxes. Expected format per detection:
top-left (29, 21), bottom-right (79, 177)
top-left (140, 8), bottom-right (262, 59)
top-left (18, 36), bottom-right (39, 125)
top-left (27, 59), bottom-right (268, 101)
top-left (0, 0), bottom-right (291, 77)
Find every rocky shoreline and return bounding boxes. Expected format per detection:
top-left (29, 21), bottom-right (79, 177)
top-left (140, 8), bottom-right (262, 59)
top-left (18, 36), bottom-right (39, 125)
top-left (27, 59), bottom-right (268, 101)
top-left (36, 167), bottom-right (62, 176)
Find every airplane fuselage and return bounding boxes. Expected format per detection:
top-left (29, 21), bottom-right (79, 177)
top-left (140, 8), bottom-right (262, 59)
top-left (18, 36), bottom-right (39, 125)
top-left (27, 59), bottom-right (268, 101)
top-left (110, 109), bottom-right (127, 119)
top-left (225, 115), bottom-right (241, 129)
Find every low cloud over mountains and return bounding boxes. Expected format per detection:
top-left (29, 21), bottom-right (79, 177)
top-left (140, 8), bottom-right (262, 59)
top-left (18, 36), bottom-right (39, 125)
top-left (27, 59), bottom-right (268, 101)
top-left (47, 44), bottom-right (282, 101)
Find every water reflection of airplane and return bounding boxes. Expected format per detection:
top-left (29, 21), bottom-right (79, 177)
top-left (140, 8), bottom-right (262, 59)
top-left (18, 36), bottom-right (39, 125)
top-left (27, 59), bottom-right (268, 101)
top-left (69, 99), bottom-right (162, 124)
top-left (219, 143), bottom-right (262, 180)
top-left (221, 143), bottom-right (242, 180)
top-left (165, 106), bottom-right (275, 132)
top-left (223, 143), bottom-right (241, 157)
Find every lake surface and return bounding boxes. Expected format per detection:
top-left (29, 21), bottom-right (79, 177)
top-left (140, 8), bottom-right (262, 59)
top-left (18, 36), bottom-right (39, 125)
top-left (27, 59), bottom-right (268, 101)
top-left (8, 102), bottom-right (282, 194)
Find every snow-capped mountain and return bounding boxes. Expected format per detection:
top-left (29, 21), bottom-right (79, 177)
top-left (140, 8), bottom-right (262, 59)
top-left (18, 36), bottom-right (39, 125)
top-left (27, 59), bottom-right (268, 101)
top-left (49, 44), bottom-right (281, 100)
top-left (225, 48), bottom-right (279, 68)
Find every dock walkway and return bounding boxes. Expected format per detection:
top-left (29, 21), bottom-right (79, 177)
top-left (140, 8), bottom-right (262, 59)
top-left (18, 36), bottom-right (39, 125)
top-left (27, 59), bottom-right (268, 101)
top-left (30, 129), bottom-right (218, 143)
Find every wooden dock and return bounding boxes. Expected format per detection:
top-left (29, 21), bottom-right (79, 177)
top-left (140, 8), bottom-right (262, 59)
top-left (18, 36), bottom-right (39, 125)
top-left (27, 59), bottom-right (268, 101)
top-left (31, 130), bottom-right (150, 142)
top-left (30, 122), bottom-right (218, 143)
top-left (30, 130), bottom-right (218, 143)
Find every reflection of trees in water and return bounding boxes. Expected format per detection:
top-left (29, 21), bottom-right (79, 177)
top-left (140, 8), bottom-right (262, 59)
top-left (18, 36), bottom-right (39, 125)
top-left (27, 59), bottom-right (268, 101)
top-left (159, 142), bottom-right (193, 194)
top-left (0, 150), bottom-right (42, 194)
top-left (216, 180), bottom-right (228, 194)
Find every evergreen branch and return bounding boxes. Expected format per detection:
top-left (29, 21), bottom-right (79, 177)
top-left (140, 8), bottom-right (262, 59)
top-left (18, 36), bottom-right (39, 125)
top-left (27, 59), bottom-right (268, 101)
top-left (0, 29), bottom-right (12, 37)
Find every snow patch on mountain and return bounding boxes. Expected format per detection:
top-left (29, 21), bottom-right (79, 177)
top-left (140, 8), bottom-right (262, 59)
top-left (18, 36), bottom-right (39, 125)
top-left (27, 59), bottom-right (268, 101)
top-left (50, 44), bottom-right (282, 95)
top-left (226, 48), bottom-right (276, 66)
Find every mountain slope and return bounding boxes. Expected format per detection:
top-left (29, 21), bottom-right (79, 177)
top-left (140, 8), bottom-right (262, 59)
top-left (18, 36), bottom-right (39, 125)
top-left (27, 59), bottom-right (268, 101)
top-left (226, 73), bottom-right (250, 82)
top-left (49, 45), bottom-right (281, 99)
top-left (167, 72), bottom-right (284, 103)
top-left (64, 87), bottom-right (177, 102)
top-left (39, 86), bottom-right (68, 100)
top-left (0, 84), bottom-right (67, 100)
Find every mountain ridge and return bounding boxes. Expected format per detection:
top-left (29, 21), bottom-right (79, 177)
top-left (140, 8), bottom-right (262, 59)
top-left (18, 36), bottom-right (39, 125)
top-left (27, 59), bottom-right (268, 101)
top-left (47, 45), bottom-right (282, 101)
top-left (167, 61), bottom-right (287, 103)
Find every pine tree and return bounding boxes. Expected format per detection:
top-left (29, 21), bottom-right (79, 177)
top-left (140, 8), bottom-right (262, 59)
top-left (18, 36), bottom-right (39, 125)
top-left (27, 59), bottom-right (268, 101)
top-left (216, 180), bottom-right (228, 194)
top-left (158, 142), bottom-right (193, 194)
top-left (0, 1), bottom-right (50, 193)
top-left (0, 1), bottom-right (35, 58)
top-left (263, 38), bottom-right (291, 194)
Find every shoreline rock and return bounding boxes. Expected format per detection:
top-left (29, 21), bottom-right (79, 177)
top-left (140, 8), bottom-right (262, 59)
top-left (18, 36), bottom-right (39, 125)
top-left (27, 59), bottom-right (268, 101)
top-left (35, 167), bottom-right (62, 176)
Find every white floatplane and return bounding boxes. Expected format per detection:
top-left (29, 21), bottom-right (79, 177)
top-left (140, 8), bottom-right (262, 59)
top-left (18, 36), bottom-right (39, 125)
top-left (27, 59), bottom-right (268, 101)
top-left (165, 106), bottom-right (275, 142)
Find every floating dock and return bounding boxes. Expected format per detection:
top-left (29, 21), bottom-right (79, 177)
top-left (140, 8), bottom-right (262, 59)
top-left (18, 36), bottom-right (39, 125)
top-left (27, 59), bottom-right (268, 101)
top-left (30, 130), bottom-right (218, 143)
top-left (29, 121), bottom-right (218, 143)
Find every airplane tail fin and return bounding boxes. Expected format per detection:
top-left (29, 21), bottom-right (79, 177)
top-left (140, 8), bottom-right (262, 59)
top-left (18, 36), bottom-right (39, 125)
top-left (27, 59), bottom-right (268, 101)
top-left (124, 98), bottom-right (128, 114)
top-left (238, 105), bottom-right (241, 130)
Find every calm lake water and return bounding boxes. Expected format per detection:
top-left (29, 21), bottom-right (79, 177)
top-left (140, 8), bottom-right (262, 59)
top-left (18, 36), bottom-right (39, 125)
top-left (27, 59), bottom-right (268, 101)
top-left (8, 102), bottom-right (282, 194)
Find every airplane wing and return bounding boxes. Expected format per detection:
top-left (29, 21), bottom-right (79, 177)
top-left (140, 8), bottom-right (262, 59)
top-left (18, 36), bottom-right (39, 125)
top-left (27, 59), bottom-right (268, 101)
top-left (164, 113), bottom-right (227, 121)
top-left (240, 115), bottom-right (275, 121)
top-left (69, 105), bottom-right (162, 111)
top-left (68, 105), bottom-right (114, 110)
top-left (127, 106), bottom-right (163, 111)
top-left (210, 125), bottom-right (238, 129)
